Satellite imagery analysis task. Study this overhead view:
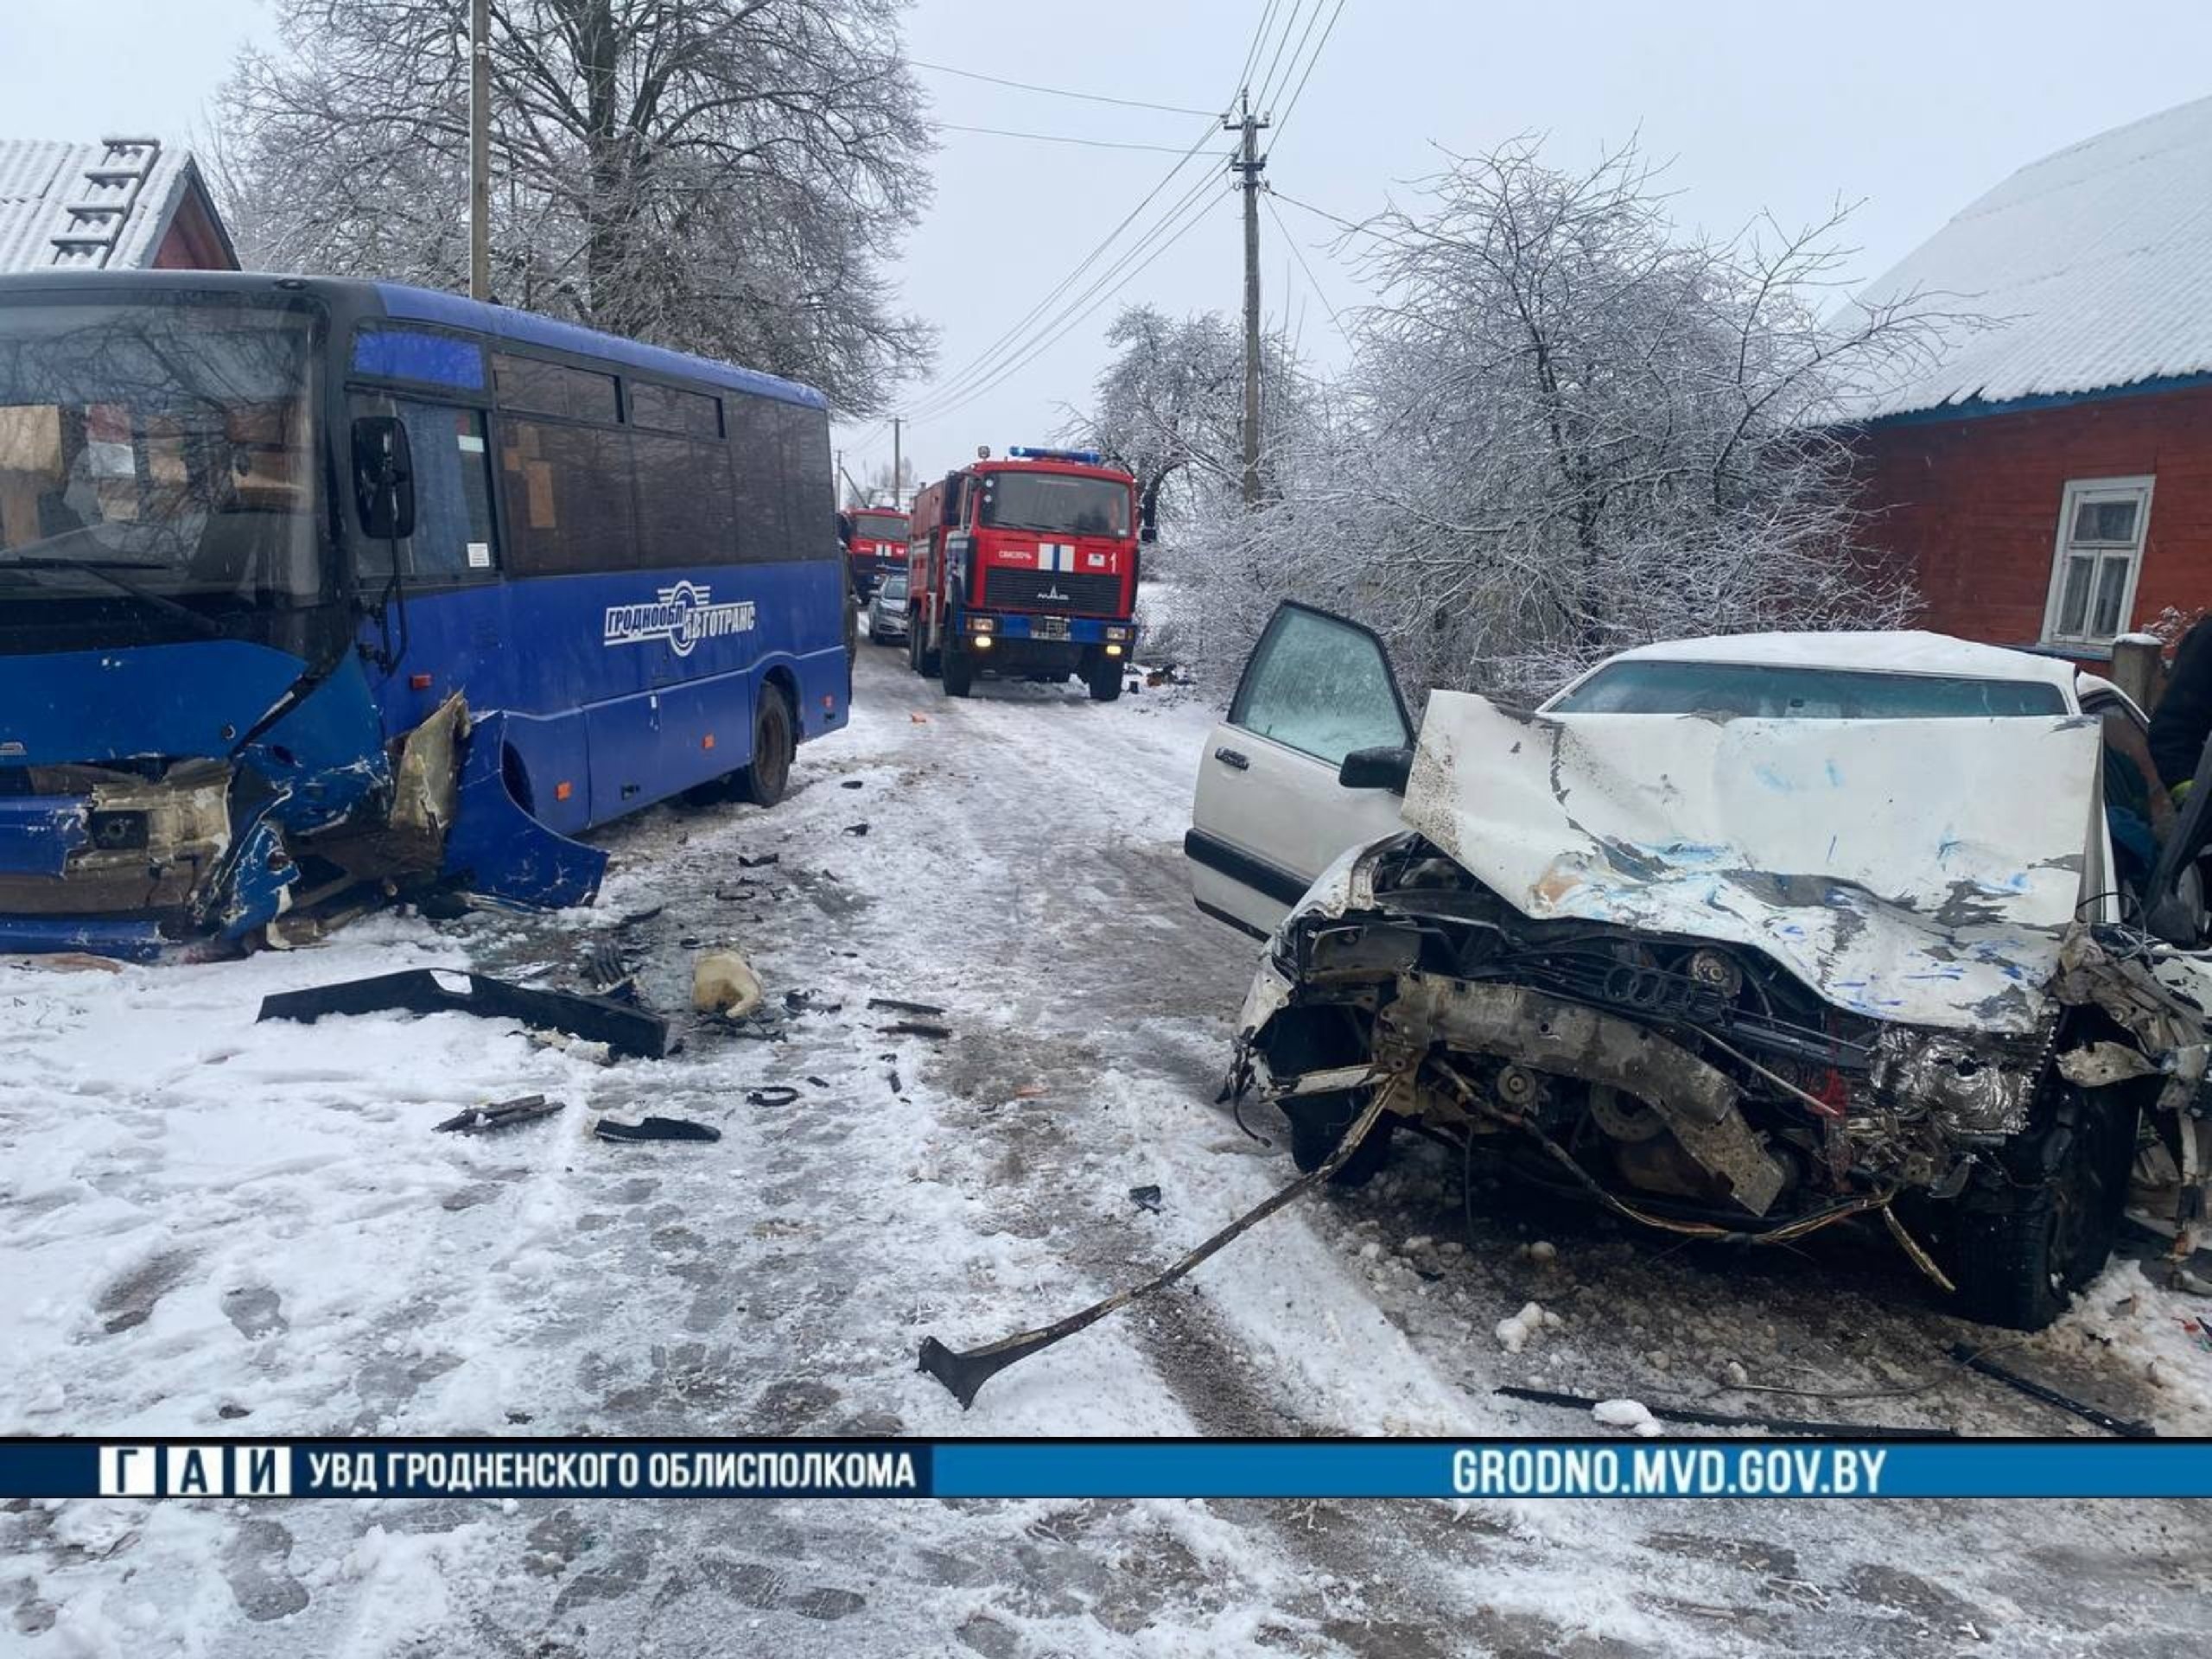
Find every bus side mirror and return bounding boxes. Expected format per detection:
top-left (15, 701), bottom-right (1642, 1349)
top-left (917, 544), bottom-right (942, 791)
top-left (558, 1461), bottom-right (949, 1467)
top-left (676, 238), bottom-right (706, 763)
top-left (352, 415), bottom-right (416, 542)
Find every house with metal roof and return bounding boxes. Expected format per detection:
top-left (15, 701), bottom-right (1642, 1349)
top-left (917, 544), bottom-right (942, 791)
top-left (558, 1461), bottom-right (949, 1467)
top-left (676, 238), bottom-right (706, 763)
top-left (1839, 94), bottom-right (2212, 659)
top-left (0, 137), bottom-right (237, 274)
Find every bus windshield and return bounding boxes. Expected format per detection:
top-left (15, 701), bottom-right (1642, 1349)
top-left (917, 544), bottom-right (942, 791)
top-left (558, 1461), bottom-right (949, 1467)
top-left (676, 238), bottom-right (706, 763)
top-left (0, 299), bottom-right (322, 606)
top-left (853, 511), bottom-right (906, 542)
top-left (980, 470), bottom-right (1128, 537)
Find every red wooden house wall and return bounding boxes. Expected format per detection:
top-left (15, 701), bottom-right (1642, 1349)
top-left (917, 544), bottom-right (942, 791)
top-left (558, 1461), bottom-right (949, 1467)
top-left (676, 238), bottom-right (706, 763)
top-left (1853, 384), bottom-right (2212, 652)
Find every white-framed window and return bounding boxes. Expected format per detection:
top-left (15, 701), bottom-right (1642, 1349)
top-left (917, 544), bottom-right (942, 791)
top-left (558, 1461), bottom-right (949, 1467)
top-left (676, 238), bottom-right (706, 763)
top-left (2043, 475), bottom-right (2154, 648)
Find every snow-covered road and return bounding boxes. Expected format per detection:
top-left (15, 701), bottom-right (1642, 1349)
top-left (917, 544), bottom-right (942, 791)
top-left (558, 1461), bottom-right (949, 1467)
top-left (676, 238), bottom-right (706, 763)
top-left (4, 644), bottom-right (2209, 1656)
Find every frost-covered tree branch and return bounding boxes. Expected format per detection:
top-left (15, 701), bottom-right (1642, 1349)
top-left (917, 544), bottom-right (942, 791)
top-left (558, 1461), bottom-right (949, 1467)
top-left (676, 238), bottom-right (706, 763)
top-left (1079, 137), bottom-right (1973, 699)
top-left (213, 0), bottom-right (936, 412)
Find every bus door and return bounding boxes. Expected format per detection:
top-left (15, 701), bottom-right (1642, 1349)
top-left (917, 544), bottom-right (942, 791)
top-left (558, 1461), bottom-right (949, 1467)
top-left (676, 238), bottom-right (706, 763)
top-left (347, 391), bottom-right (507, 725)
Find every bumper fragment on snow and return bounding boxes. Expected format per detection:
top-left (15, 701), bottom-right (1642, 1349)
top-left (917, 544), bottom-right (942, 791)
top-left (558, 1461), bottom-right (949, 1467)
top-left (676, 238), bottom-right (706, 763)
top-left (0, 913), bottom-right (168, 963)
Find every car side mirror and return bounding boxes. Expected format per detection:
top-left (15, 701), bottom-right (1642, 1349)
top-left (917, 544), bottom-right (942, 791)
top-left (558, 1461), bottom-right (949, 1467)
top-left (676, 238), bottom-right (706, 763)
top-left (1338, 745), bottom-right (1413, 793)
top-left (352, 415), bottom-right (415, 541)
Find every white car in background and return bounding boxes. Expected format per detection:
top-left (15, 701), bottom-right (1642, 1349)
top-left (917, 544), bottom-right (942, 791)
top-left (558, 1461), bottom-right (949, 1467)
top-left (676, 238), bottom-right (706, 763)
top-left (1185, 607), bottom-right (2210, 1330)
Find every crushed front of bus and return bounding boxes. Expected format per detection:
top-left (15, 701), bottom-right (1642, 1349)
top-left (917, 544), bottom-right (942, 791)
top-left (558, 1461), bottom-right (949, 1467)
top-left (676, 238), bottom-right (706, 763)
top-left (0, 283), bottom-right (392, 957)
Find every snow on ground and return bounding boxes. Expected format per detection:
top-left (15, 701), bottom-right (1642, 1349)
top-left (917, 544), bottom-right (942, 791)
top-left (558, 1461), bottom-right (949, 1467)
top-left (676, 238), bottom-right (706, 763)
top-left (3, 645), bottom-right (2211, 1656)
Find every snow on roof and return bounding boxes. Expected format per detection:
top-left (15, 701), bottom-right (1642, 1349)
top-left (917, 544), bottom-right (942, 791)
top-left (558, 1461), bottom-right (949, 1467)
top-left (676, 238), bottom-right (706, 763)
top-left (1603, 630), bottom-right (2081, 690)
top-left (0, 137), bottom-right (220, 273)
top-left (1835, 95), bottom-right (2212, 422)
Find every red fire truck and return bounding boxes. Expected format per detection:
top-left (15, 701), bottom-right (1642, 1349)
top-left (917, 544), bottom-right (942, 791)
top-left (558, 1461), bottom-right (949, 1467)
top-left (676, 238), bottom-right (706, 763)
top-left (904, 447), bottom-right (1140, 702)
top-left (839, 505), bottom-right (911, 598)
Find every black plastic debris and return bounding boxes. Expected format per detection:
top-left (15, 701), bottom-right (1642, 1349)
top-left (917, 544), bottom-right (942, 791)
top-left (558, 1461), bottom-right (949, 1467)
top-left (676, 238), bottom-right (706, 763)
top-left (784, 988), bottom-right (842, 1014)
top-left (1129, 1185), bottom-right (1163, 1213)
top-left (746, 1085), bottom-right (801, 1107)
top-left (841, 779), bottom-right (865, 790)
top-left (738, 853), bottom-right (780, 868)
top-left (806, 1076), bottom-right (830, 1088)
top-left (615, 905), bottom-right (664, 928)
top-left (258, 969), bottom-right (671, 1059)
top-left (594, 1115), bottom-right (721, 1143)
top-left (583, 938), bottom-right (632, 996)
top-left (434, 1095), bottom-right (561, 1135)
top-left (842, 823), bottom-right (870, 836)
top-left (1949, 1344), bottom-right (2156, 1438)
top-left (868, 996), bottom-right (946, 1019)
top-left (882, 1021), bottom-right (952, 1040)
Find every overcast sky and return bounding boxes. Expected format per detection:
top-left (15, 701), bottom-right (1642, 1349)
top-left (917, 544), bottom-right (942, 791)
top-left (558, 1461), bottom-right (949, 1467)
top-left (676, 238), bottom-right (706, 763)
top-left (8, 0), bottom-right (2209, 494)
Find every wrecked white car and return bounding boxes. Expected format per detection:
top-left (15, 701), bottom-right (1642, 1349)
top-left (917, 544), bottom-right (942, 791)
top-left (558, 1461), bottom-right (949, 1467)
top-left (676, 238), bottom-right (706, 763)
top-left (1188, 610), bottom-right (2211, 1330)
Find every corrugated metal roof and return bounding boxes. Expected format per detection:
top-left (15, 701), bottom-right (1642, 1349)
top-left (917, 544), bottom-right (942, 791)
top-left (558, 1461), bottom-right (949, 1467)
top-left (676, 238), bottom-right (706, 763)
top-left (0, 137), bottom-right (206, 273)
top-left (1838, 95), bottom-right (2212, 422)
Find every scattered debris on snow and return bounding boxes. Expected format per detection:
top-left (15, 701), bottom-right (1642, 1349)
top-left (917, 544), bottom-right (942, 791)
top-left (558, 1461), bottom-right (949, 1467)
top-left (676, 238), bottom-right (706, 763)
top-left (1592, 1396), bottom-right (1662, 1436)
top-left (594, 1115), bottom-right (721, 1144)
top-left (1495, 1300), bottom-right (1560, 1354)
top-left (432, 1095), bottom-right (561, 1135)
top-left (692, 949), bottom-right (764, 1018)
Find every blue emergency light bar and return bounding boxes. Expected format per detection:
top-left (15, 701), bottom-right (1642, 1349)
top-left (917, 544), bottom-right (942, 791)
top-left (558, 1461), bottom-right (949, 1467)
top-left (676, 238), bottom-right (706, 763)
top-left (1007, 445), bottom-right (1103, 466)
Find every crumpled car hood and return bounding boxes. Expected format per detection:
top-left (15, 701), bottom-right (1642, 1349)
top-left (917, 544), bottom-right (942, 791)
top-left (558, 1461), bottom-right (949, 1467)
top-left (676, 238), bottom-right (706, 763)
top-left (1396, 695), bottom-right (2107, 1033)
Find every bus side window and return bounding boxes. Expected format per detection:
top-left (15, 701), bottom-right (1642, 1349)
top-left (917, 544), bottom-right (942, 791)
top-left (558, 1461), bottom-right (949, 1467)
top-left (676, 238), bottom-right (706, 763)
top-left (350, 393), bottom-right (499, 580)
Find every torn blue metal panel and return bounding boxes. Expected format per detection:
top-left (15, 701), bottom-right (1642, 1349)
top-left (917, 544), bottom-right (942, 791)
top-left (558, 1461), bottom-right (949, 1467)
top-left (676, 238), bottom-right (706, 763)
top-left (0, 797), bottom-right (88, 877)
top-left (239, 661), bottom-right (393, 836)
top-left (441, 711), bottom-right (607, 910)
top-left (0, 914), bottom-right (165, 962)
top-left (215, 817), bottom-right (302, 941)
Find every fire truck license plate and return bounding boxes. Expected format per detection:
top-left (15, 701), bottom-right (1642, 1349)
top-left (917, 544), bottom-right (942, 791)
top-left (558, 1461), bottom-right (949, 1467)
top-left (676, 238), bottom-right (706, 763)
top-left (1033, 616), bottom-right (1070, 639)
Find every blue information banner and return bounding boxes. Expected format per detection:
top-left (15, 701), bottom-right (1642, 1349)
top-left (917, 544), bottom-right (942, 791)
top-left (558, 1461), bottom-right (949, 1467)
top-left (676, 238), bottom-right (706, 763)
top-left (1, 1439), bottom-right (2207, 1501)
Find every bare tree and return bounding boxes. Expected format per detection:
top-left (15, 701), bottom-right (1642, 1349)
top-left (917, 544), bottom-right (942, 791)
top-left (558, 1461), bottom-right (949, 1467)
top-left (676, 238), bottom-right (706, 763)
top-left (1068, 303), bottom-right (1306, 540)
top-left (1161, 137), bottom-right (1962, 699)
top-left (215, 0), bottom-right (935, 412)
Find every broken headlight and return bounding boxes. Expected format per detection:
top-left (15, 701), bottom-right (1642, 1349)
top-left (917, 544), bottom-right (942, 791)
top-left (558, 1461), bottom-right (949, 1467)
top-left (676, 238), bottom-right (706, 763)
top-left (86, 810), bottom-right (150, 851)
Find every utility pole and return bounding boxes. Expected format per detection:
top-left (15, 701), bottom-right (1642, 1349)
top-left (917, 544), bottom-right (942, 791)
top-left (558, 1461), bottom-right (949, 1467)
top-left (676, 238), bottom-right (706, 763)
top-left (892, 416), bottom-right (903, 509)
top-left (1224, 92), bottom-right (1269, 507)
top-left (835, 448), bottom-right (845, 507)
top-left (468, 0), bottom-right (491, 301)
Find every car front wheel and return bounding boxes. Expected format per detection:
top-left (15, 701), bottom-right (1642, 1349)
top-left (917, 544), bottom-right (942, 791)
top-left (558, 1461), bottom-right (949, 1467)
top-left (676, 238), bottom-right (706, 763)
top-left (1949, 1082), bottom-right (2137, 1331)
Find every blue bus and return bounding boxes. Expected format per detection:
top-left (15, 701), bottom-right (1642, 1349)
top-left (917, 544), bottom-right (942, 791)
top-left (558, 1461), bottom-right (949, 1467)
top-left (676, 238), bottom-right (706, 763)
top-left (0, 271), bottom-right (850, 958)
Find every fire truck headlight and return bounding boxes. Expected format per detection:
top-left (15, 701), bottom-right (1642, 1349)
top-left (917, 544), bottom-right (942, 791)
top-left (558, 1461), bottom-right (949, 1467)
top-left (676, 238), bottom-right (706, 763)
top-left (1105, 626), bottom-right (1131, 641)
top-left (974, 633), bottom-right (994, 650)
top-left (969, 616), bottom-right (995, 632)
top-left (1105, 644), bottom-right (1124, 658)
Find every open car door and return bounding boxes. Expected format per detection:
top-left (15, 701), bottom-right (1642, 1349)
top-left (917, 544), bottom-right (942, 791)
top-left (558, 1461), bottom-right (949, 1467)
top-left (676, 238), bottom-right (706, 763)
top-left (1186, 601), bottom-right (1416, 938)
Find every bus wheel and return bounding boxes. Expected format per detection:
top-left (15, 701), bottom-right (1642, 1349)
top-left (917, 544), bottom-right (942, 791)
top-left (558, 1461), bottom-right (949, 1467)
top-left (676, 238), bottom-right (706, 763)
top-left (741, 688), bottom-right (796, 806)
top-left (941, 640), bottom-right (974, 699)
top-left (1086, 656), bottom-right (1124, 702)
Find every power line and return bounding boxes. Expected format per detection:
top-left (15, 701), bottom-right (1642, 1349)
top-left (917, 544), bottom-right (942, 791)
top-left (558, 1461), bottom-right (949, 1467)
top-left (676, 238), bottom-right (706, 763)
top-left (1269, 0), bottom-right (1351, 139)
top-left (900, 165), bottom-right (1226, 422)
top-left (892, 121), bottom-right (1224, 418)
top-left (1252, 0), bottom-right (1313, 111)
top-left (911, 59), bottom-right (1218, 118)
top-left (931, 123), bottom-right (1208, 155)
top-left (914, 185), bottom-right (1231, 427)
top-left (1263, 188), bottom-right (1349, 340)
top-left (1233, 0), bottom-right (1285, 96)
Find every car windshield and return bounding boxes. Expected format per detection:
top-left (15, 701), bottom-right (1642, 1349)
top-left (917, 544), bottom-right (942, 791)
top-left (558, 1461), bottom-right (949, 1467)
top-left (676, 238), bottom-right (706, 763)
top-left (1548, 659), bottom-right (2069, 718)
top-left (855, 512), bottom-right (906, 542)
top-left (880, 576), bottom-right (907, 599)
top-left (980, 470), bottom-right (1128, 537)
top-left (0, 297), bottom-right (322, 604)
